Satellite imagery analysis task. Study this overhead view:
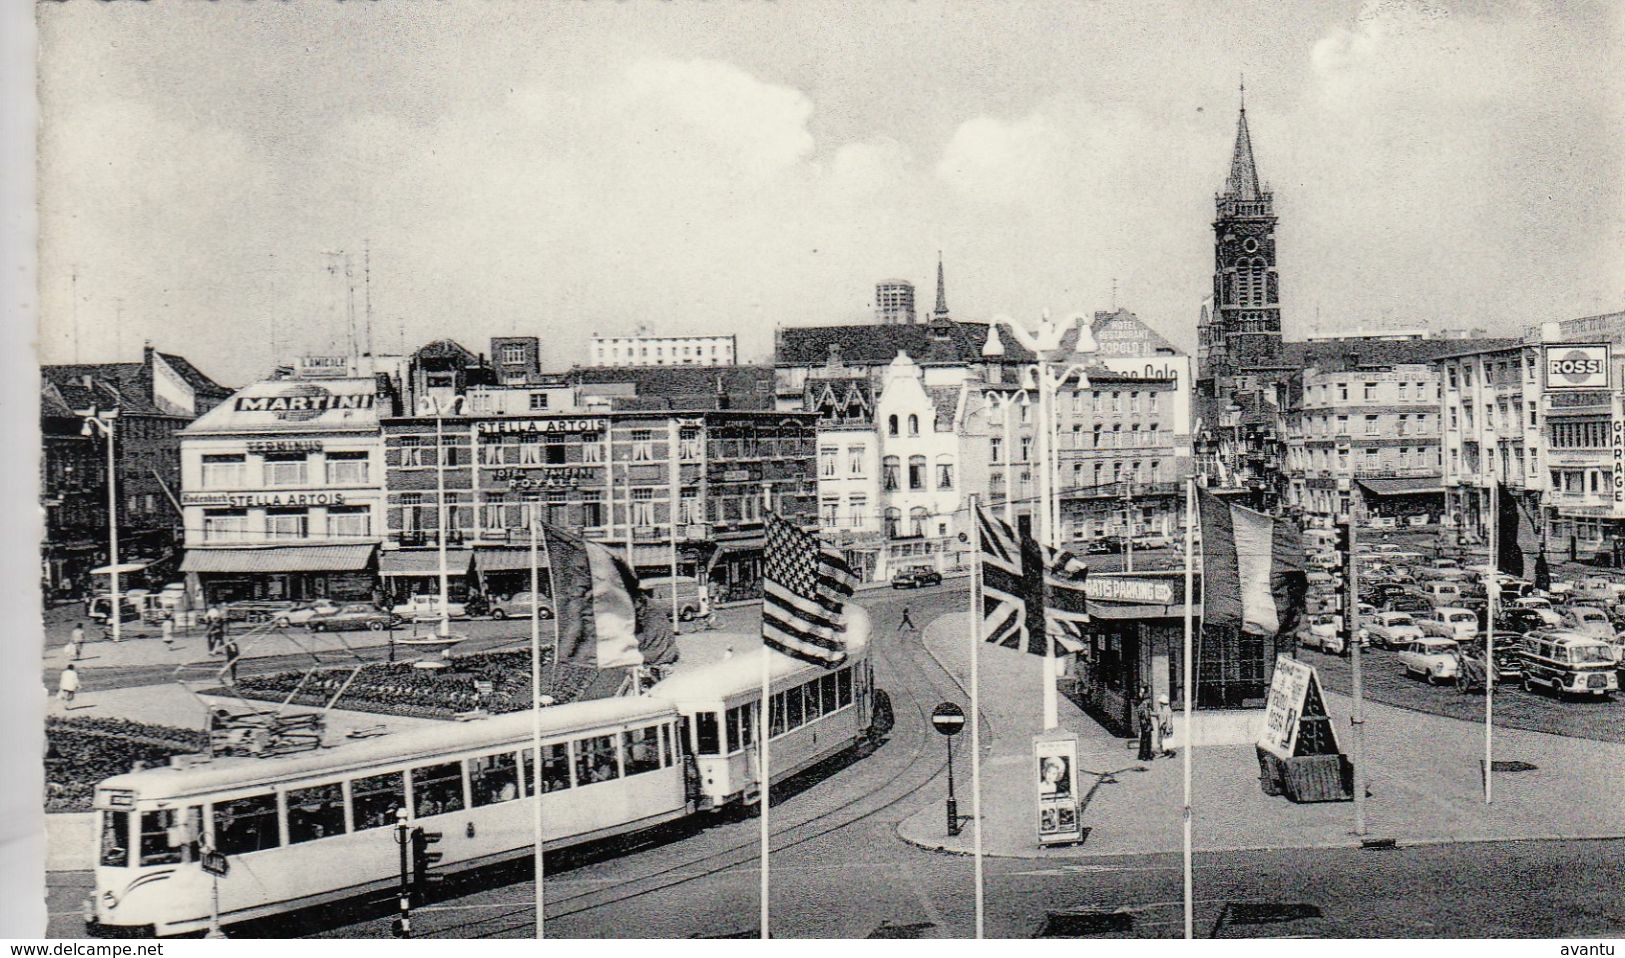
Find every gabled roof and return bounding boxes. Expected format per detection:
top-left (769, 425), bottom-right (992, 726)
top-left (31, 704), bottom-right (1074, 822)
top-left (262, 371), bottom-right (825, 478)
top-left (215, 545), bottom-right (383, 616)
top-left (777, 321), bottom-right (1025, 367)
top-left (565, 365), bottom-right (775, 410)
top-left (156, 352), bottom-right (233, 398)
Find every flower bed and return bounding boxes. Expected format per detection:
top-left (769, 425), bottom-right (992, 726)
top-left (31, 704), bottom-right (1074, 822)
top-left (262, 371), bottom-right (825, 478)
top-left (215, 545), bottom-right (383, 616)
top-left (45, 718), bottom-right (211, 813)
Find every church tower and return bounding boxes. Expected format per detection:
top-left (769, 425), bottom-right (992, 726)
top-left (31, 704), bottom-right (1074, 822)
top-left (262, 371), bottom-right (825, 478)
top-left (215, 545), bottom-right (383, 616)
top-left (1204, 86), bottom-right (1281, 381)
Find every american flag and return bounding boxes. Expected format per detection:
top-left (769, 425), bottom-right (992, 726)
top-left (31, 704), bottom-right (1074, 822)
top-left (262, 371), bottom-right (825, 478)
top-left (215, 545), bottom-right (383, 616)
top-left (762, 513), bottom-right (859, 667)
top-left (976, 503), bottom-right (1090, 655)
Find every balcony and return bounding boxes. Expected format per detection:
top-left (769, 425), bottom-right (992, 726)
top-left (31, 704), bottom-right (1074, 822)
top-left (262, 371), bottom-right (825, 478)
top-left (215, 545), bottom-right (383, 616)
top-left (396, 529), bottom-right (466, 548)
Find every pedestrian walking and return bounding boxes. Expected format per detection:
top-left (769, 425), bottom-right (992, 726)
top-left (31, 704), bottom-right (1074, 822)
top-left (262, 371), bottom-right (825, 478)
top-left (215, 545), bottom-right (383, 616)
top-left (1134, 685), bottom-right (1155, 761)
top-left (898, 606), bottom-right (917, 633)
top-left (68, 622), bottom-right (85, 661)
top-left (224, 638), bottom-right (241, 685)
top-left (207, 617), bottom-right (225, 656)
top-left (1155, 693), bottom-right (1175, 757)
top-left (58, 664), bottom-right (81, 709)
top-left (161, 616), bottom-right (175, 651)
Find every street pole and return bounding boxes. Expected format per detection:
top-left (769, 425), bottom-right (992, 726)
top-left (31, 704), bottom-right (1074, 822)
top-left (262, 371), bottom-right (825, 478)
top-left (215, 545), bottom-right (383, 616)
top-left (1349, 491), bottom-right (1367, 837)
top-left (105, 416), bottom-right (121, 645)
top-left (968, 495), bottom-right (985, 939)
top-left (394, 808), bottom-right (412, 937)
top-left (1486, 482), bottom-right (1497, 805)
top-left (1036, 356), bottom-right (1059, 732)
top-left (529, 507), bottom-right (546, 937)
top-left (1181, 478), bottom-right (1195, 940)
top-left (758, 481), bottom-right (773, 940)
top-left (944, 733), bottom-right (959, 836)
top-left (669, 420), bottom-right (682, 637)
top-left (1123, 482), bottom-right (1134, 574)
top-left (435, 413), bottom-right (450, 638)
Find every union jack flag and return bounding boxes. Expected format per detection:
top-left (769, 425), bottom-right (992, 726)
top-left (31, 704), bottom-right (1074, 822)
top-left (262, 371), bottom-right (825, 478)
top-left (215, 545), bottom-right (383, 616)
top-left (976, 503), bottom-right (1090, 655)
top-left (762, 513), bottom-right (859, 667)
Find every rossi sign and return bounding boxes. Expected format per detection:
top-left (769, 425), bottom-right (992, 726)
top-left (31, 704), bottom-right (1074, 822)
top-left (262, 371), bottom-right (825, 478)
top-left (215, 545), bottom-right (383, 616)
top-left (1544, 345), bottom-right (1610, 391)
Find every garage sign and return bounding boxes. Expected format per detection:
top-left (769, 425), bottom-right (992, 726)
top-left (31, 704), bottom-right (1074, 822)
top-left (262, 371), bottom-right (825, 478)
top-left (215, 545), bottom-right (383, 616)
top-left (1544, 345), bottom-right (1610, 391)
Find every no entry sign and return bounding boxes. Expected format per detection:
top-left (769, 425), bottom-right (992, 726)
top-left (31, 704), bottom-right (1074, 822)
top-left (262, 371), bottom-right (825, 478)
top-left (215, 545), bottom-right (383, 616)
top-left (931, 701), bottom-right (966, 736)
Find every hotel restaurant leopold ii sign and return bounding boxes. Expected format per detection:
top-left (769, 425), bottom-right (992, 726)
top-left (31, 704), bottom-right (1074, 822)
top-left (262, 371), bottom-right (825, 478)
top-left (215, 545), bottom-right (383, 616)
top-left (1543, 344), bottom-right (1610, 391)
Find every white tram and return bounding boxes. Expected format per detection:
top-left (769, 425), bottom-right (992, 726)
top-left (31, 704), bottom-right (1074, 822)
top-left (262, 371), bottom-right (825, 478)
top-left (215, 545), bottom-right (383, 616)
top-left (86, 610), bottom-right (877, 936)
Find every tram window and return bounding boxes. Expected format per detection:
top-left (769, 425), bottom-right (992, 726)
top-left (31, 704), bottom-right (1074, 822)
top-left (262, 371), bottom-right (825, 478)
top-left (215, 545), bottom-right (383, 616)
top-left (286, 783), bottom-right (347, 844)
top-left (820, 673), bottom-right (838, 714)
top-left (469, 753), bottom-right (521, 806)
top-left (803, 681), bottom-right (823, 721)
top-left (213, 794), bottom-right (280, 855)
top-left (837, 668), bottom-right (852, 707)
top-left (623, 727), bottom-right (661, 776)
top-left (660, 724), bottom-right (672, 767)
top-left (575, 735), bottom-right (620, 784)
top-left (768, 692), bottom-right (787, 737)
top-left (725, 707), bottom-right (741, 753)
top-left (411, 763), bottom-right (466, 817)
top-left (694, 712), bottom-right (721, 755)
top-left (785, 685), bottom-right (804, 728)
top-left (351, 771), bottom-right (405, 831)
top-left (99, 811), bottom-right (129, 868)
top-left (520, 743), bottom-right (572, 795)
top-left (725, 703), bottom-right (754, 751)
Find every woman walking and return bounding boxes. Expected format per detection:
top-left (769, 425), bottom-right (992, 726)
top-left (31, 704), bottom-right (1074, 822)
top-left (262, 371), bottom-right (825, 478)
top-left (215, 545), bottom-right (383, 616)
top-left (1134, 685), bottom-right (1155, 761)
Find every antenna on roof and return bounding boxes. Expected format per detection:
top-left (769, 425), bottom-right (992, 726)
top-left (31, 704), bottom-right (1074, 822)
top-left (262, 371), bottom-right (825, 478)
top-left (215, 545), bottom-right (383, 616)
top-left (364, 239), bottom-right (374, 360)
top-left (71, 266), bottom-right (80, 363)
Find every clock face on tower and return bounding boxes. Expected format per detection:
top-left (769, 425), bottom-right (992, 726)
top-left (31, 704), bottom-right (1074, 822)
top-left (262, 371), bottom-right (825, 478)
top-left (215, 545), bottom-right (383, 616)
top-left (1242, 237), bottom-right (1259, 253)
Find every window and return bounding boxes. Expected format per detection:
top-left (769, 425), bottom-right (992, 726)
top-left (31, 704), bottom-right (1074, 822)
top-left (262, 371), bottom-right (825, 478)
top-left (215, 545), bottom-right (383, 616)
top-left (846, 445), bottom-right (865, 477)
top-left (882, 456), bottom-right (900, 491)
top-left (350, 772), bottom-right (404, 831)
top-left (990, 437), bottom-right (1002, 464)
top-left (213, 794), bottom-right (280, 855)
top-left (907, 414), bottom-right (920, 436)
top-left (266, 509), bottom-right (309, 540)
top-left (1364, 382), bottom-right (1377, 401)
top-left (286, 783), bottom-right (347, 844)
top-left (100, 811), bottom-right (129, 868)
top-left (694, 712), bottom-right (721, 755)
top-left (632, 488), bottom-right (655, 526)
top-left (884, 507), bottom-right (901, 538)
top-left (837, 667), bottom-right (852, 707)
top-left (1020, 437), bottom-right (1032, 462)
top-left (679, 428), bottom-right (702, 460)
top-left (262, 453), bottom-right (308, 486)
top-left (887, 415), bottom-right (899, 437)
top-left (1365, 416), bottom-right (1379, 437)
top-left (910, 506), bottom-right (928, 537)
top-left (528, 393), bottom-right (549, 411)
top-left (1398, 381), bottom-right (1409, 401)
top-left (725, 703), bottom-right (756, 752)
top-left (820, 447), bottom-right (837, 478)
top-left (936, 458), bottom-right (954, 490)
top-left (821, 498), bottom-right (839, 528)
top-left (469, 752), bottom-right (521, 806)
top-left (1338, 383), bottom-right (1349, 402)
top-left (908, 455), bottom-right (926, 490)
top-left (1129, 392), bottom-right (1140, 413)
top-left (139, 808), bottom-right (199, 866)
top-left (849, 495), bottom-right (867, 529)
top-left (575, 735), bottom-right (620, 783)
top-left (630, 430), bottom-right (654, 462)
top-left (410, 762), bottom-right (466, 816)
top-left (203, 509), bottom-right (248, 543)
top-left (325, 451), bottom-right (369, 485)
top-left (399, 437), bottom-right (425, 467)
top-left (201, 454), bottom-right (245, 488)
top-left (803, 680), bottom-right (823, 721)
top-left (1149, 392), bottom-right (1159, 413)
top-left (522, 743), bottom-right (572, 795)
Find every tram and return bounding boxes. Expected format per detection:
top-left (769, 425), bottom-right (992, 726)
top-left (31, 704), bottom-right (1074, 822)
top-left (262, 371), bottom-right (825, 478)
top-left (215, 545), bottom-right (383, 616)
top-left (85, 610), bottom-right (876, 937)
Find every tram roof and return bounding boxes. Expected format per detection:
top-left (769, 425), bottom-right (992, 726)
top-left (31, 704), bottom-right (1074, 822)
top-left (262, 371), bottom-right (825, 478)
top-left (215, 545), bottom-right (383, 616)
top-left (650, 637), bottom-right (869, 703)
top-left (100, 695), bottom-right (678, 802)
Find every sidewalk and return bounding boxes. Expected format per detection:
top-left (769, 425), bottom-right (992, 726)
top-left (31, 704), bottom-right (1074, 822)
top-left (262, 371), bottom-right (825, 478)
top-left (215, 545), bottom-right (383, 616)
top-left (898, 612), bottom-right (1625, 859)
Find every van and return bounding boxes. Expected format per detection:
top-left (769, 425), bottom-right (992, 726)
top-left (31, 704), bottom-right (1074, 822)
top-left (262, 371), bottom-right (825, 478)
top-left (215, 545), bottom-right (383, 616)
top-left (1519, 632), bottom-right (1619, 697)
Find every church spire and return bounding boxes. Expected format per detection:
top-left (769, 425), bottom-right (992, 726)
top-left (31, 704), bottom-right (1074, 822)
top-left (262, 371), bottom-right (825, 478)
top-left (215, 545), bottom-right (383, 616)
top-left (1225, 81), bottom-right (1261, 201)
top-left (932, 250), bottom-right (950, 320)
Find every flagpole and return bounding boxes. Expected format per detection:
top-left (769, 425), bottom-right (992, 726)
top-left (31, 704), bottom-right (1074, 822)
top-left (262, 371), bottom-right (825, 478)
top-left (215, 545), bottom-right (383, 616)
top-left (1485, 482), bottom-right (1496, 804)
top-left (1181, 477), bottom-right (1195, 941)
top-left (1350, 486), bottom-right (1368, 837)
top-left (669, 420), bottom-right (682, 637)
top-left (968, 496), bottom-right (986, 939)
top-left (758, 482), bottom-right (773, 940)
top-left (528, 507), bottom-right (546, 939)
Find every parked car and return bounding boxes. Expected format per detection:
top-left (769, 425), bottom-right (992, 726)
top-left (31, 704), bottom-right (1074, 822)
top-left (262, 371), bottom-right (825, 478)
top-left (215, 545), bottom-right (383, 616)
top-left (1308, 551), bottom-right (1341, 572)
top-left (1420, 581), bottom-right (1464, 609)
top-left (639, 575), bottom-right (707, 620)
top-left (276, 599), bottom-right (342, 628)
top-left (156, 583), bottom-right (191, 614)
top-left (487, 591), bottom-right (555, 620)
top-left (1384, 591), bottom-right (1434, 615)
top-left (308, 603), bottom-right (400, 632)
top-left (86, 592), bottom-right (146, 624)
top-left (1499, 608), bottom-right (1554, 636)
top-left (1131, 533), bottom-right (1173, 550)
top-left (1417, 607), bottom-right (1479, 641)
top-left (1365, 611), bottom-right (1425, 650)
top-left (1474, 632), bottom-right (1526, 683)
top-left (1511, 596), bottom-right (1563, 629)
top-left (1397, 637), bottom-right (1461, 685)
top-left (223, 599), bottom-right (299, 623)
top-left (1562, 605), bottom-right (1614, 641)
top-left (891, 568), bottom-right (943, 589)
top-left (390, 595), bottom-right (469, 621)
top-left (1298, 614), bottom-right (1346, 655)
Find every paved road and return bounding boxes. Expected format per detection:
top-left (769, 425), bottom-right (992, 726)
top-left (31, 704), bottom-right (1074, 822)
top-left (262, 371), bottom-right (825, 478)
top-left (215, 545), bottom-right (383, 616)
top-left (45, 582), bottom-right (1625, 938)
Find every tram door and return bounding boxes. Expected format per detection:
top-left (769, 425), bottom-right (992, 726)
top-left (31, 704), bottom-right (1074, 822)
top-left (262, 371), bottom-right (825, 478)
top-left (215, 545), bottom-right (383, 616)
top-left (678, 716), bottom-right (701, 806)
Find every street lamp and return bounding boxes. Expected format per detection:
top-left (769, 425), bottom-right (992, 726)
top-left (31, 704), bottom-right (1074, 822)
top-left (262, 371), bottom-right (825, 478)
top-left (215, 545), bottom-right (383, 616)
top-left (416, 395), bottom-right (465, 638)
top-left (986, 310), bottom-right (1099, 731)
top-left (81, 407), bottom-right (121, 644)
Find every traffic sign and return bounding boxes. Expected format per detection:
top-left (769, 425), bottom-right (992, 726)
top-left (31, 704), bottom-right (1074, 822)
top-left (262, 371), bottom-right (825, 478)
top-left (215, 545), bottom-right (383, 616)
top-left (930, 701), bottom-right (966, 736)
top-left (201, 850), bottom-right (229, 878)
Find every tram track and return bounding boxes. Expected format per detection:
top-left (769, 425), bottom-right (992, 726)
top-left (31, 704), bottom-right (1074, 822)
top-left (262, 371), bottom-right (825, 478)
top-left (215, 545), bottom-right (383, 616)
top-left (420, 590), bottom-right (971, 938)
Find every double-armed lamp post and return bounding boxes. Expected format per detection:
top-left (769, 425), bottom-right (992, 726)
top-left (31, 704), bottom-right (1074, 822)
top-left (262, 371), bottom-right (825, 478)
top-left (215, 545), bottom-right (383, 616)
top-left (81, 407), bottom-right (121, 644)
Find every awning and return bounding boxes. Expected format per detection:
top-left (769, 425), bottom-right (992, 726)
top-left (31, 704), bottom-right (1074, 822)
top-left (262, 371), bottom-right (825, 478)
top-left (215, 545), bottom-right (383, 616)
top-left (1357, 476), bottom-right (1444, 497)
top-left (90, 562), bottom-right (150, 576)
top-left (180, 543), bottom-right (376, 574)
top-left (379, 549), bottom-right (474, 577)
top-left (473, 548), bottom-right (539, 574)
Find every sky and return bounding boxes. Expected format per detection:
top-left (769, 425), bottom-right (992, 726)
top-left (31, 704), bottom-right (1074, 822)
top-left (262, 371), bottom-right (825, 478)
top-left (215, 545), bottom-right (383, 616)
top-left (33, 0), bottom-right (1625, 386)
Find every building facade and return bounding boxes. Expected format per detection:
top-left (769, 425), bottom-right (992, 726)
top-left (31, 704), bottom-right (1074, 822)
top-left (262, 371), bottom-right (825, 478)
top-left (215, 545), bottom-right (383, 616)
top-left (874, 280), bottom-right (917, 325)
top-left (178, 377), bottom-right (389, 605)
top-left (589, 332), bottom-right (738, 368)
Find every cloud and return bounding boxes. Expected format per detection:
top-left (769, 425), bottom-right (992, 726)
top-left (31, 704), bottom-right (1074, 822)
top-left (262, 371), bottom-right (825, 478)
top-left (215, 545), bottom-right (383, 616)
top-left (936, 113), bottom-right (1065, 205)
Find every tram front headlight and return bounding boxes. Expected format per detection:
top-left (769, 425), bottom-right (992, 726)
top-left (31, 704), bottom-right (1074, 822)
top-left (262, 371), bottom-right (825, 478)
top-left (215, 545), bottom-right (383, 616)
top-left (101, 890), bottom-right (118, 910)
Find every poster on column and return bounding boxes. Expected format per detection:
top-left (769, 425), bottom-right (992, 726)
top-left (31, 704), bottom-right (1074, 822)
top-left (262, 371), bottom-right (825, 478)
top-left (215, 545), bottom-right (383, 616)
top-left (1034, 733), bottom-right (1083, 846)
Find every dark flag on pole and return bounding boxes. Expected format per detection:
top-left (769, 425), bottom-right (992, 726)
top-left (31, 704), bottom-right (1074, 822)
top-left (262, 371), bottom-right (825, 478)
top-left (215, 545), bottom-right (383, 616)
top-left (1496, 483), bottom-right (1526, 578)
top-left (1196, 487), bottom-right (1308, 638)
